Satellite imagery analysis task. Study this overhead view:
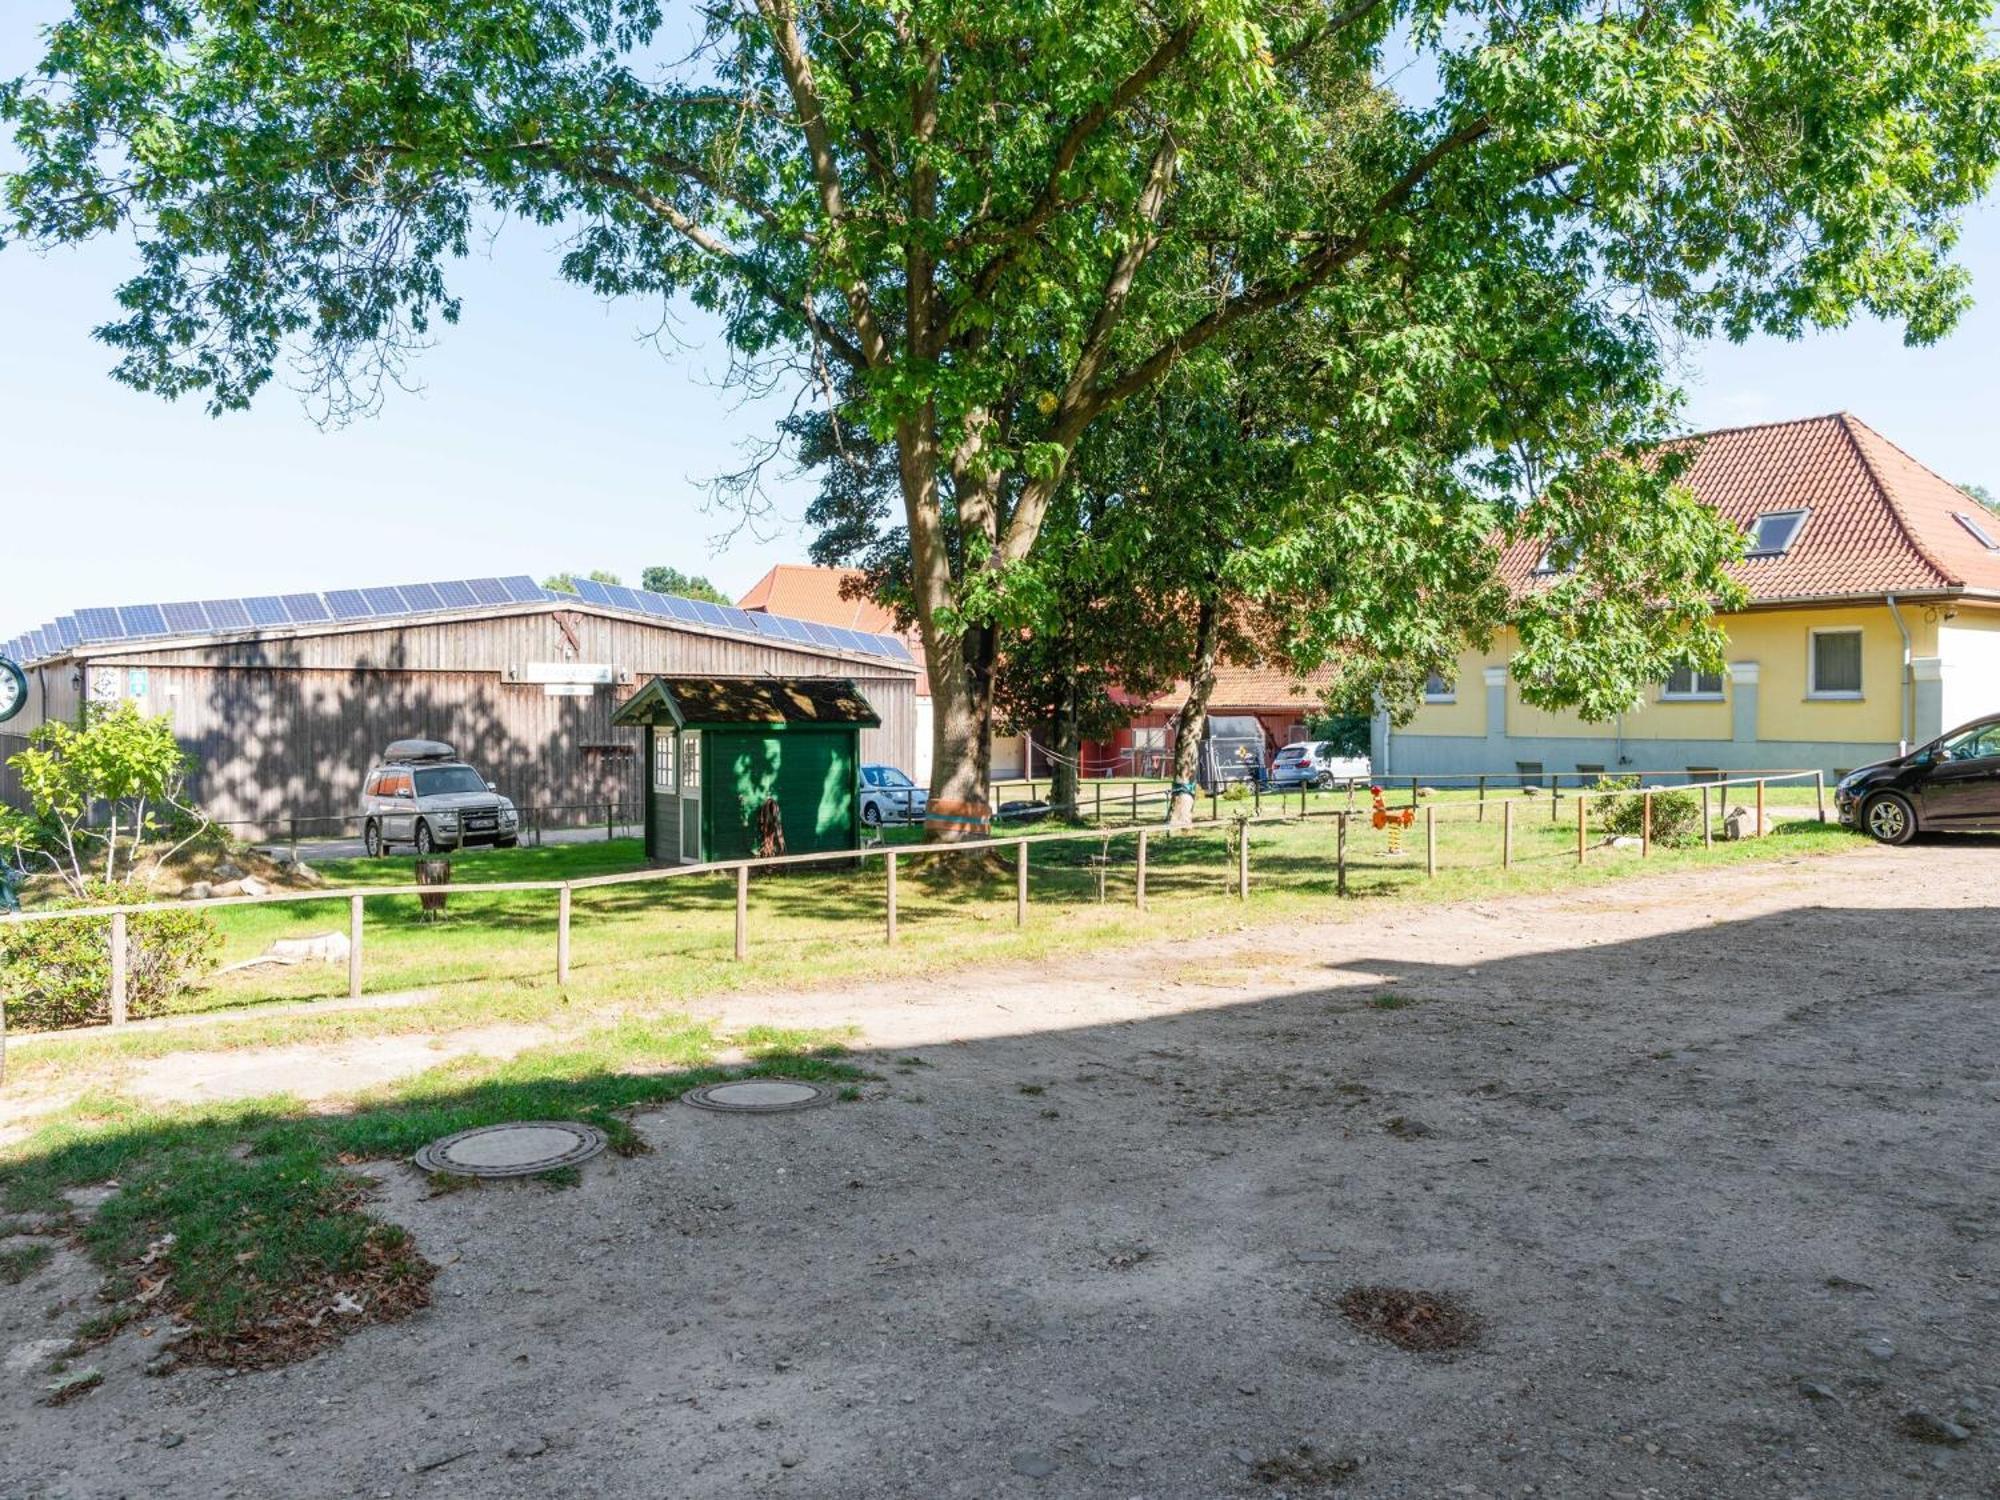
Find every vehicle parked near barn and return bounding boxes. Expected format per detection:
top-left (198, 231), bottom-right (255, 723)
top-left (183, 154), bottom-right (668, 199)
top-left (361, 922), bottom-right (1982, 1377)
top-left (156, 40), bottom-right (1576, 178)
top-left (1198, 716), bottom-right (1268, 791)
top-left (360, 740), bottom-right (519, 856)
top-left (1269, 741), bottom-right (1371, 790)
top-left (1836, 713), bottom-right (2000, 844)
top-left (860, 764), bottom-right (927, 826)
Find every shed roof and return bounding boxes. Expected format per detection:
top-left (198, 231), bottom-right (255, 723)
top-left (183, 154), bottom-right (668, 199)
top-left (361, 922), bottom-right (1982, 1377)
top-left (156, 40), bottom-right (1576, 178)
top-left (614, 676), bottom-right (882, 729)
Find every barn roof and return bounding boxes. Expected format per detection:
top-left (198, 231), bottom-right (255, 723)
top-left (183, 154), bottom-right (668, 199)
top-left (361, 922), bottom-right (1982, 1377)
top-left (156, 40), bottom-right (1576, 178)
top-left (1, 573), bottom-right (917, 672)
top-left (613, 676), bottom-right (882, 729)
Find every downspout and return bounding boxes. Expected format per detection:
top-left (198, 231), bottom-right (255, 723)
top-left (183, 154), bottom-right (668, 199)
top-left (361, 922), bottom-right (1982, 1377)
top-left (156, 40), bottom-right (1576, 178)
top-left (1885, 595), bottom-right (1912, 753)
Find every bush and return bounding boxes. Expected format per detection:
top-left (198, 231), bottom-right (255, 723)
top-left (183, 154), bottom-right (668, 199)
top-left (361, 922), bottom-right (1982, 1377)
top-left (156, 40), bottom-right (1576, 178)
top-left (1593, 776), bottom-right (1703, 846)
top-left (0, 882), bottom-right (220, 1031)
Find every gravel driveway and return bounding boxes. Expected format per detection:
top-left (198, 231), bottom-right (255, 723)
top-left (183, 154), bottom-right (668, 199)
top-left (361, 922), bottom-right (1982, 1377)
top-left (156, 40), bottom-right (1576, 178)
top-left (4, 839), bottom-right (1996, 1499)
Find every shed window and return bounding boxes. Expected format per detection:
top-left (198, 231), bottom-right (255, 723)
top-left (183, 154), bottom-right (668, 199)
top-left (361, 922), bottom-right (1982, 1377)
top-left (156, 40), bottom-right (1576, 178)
top-left (680, 732), bottom-right (702, 791)
top-left (1424, 671), bottom-right (1457, 702)
top-left (1662, 664), bottom-right (1724, 699)
top-left (653, 733), bottom-right (675, 792)
top-left (1953, 511), bottom-right (2000, 550)
top-left (1809, 629), bottom-right (1863, 698)
top-left (1747, 509), bottom-right (1808, 557)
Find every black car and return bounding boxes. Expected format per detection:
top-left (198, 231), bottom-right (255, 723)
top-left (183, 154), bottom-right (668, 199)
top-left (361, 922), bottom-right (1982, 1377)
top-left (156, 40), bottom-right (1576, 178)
top-left (1836, 714), bottom-right (2000, 844)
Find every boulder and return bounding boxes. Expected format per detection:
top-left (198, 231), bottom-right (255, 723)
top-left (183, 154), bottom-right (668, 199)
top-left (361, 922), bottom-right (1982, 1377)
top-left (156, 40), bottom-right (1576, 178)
top-left (237, 875), bottom-right (270, 898)
top-left (183, 882), bottom-right (214, 902)
top-left (210, 880), bottom-right (244, 898)
top-left (211, 859), bottom-right (245, 881)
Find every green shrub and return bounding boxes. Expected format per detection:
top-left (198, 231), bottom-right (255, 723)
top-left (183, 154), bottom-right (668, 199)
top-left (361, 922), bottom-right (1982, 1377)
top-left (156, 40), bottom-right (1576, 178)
top-left (1593, 776), bottom-right (1702, 846)
top-left (0, 882), bottom-right (220, 1031)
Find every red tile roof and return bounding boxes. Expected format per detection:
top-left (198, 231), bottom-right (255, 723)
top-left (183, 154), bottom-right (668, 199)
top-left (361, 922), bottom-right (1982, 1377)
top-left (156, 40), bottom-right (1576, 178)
top-left (739, 565), bottom-right (930, 693)
top-left (1496, 413), bottom-right (2000, 602)
top-left (1127, 663), bottom-right (1339, 713)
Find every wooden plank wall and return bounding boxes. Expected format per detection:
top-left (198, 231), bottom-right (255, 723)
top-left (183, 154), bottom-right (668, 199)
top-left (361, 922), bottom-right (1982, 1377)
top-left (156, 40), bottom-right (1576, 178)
top-left (20, 607), bottom-right (920, 835)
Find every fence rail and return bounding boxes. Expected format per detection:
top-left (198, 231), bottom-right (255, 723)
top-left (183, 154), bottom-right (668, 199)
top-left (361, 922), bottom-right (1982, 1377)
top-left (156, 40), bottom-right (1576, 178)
top-left (2, 771), bottom-right (1828, 1038)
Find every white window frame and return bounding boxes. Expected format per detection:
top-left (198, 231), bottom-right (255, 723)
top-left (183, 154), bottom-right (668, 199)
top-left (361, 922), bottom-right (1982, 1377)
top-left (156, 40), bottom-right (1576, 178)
top-left (1423, 671), bottom-right (1457, 703)
top-left (1660, 663), bottom-right (1725, 701)
top-left (1807, 627), bottom-right (1864, 700)
top-left (1952, 511), bottom-right (2000, 551)
top-left (653, 731), bottom-right (676, 793)
top-left (1746, 508), bottom-right (1809, 557)
top-left (680, 730), bottom-right (703, 791)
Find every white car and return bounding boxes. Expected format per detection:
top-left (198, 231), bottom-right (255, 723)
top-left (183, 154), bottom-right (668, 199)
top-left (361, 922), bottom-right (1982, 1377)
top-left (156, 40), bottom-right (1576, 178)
top-left (1269, 741), bottom-right (1370, 789)
top-left (860, 764), bottom-right (927, 826)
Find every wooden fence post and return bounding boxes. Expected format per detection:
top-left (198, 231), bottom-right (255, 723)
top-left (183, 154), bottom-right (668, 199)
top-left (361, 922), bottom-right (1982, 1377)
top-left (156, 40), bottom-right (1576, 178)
top-left (1095, 782), bottom-right (1103, 824)
top-left (1016, 840), bottom-right (1028, 927)
top-left (1702, 785), bottom-right (1713, 848)
top-left (556, 884), bottom-right (572, 983)
top-left (108, 911), bottom-right (128, 1027)
top-left (1576, 793), bottom-right (1587, 864)
top-left (885, 851), bottom-right (899, 945)
top-left (1425, 804), bottom-right (1436, 878)
top-left (349, 894), bottom-right (365, 998)
top-left (1552, 775), bottom-right (1560, 822)
top-left (1336, 811), bottom-right (1348, 896)
top-left (1502, 799), bottom-right (1514, 870)
top-left (1238, 822), bottom-right (1250, 901)
top-left (734, 865), bottom-right (748, 960)
top-left (1131, 782), bottom-right (1139, 823)
top-left (1409, 775), bottom-right (1418, 810)
top-left (1815, 769), bottom-right (1826, 824)
top-left (1756, 778), bottom-right (1766, 838)
top-left (1477, 775), bottom-right (1486, 822)
top-left (1642, 791), bottom-right (1653, 858)
top-left (1135, 829), bottom-right (1149, 911)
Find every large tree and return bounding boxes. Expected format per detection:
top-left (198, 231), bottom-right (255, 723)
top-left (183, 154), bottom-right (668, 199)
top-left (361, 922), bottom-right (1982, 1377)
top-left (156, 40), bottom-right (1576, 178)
top-left (6, 1), bottom-right (1995, 838)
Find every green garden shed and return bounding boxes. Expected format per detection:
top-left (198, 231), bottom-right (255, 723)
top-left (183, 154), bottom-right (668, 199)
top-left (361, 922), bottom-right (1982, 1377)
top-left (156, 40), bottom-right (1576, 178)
top-left (612, 676), bottom-right (880, 864)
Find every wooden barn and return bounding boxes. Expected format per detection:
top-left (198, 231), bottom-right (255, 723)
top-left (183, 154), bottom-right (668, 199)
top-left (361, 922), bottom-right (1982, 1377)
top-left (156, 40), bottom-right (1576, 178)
top-left (0, 576), bottom-right (921, 837)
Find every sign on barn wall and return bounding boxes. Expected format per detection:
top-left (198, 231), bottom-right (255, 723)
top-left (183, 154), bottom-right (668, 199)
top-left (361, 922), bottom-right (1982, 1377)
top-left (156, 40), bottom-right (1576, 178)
top-left (511, 662), bottom-right (624, 685)
top-left (543, 683), bottom-right (597, 698)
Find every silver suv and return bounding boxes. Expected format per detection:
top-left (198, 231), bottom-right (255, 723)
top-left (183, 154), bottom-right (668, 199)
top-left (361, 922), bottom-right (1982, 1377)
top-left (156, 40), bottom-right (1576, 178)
top-left (360, 740), bottom-right (519, 856)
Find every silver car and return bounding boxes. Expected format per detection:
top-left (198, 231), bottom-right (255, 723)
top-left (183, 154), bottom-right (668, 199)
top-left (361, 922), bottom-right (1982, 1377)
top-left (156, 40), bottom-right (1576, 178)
top-left (860, 764), bottom-right (927, 827)
top-left (360, 740), bottom-right (519, 856)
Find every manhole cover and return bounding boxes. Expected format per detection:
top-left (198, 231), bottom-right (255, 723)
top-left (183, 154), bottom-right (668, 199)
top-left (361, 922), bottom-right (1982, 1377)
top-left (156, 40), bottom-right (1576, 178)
top-left (412, 1121), bottom-right (608, 1178)
top-left (682, 1078), bottom-right (836, 1114)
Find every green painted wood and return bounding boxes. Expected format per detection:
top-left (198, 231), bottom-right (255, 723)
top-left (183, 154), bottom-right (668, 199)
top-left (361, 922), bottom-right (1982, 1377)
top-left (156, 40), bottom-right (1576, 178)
top-left (702, 728), bottom-right (858, 861)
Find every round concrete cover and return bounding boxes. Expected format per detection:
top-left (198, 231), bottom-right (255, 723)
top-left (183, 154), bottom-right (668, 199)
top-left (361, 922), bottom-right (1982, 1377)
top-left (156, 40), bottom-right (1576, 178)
top-left (682, 1078), bottom-right (836, 1114)
top-left (412, 1121), bottom-right (608, 1178)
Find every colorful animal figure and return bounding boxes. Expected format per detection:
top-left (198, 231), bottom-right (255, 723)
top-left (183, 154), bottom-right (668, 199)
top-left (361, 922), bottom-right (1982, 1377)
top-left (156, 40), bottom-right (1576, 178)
top-left (1369, 784), bottom-right (1415, 855)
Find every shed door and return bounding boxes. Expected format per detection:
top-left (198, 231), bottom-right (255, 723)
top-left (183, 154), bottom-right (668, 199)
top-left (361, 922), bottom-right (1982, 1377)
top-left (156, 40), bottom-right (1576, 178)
top-left (648, 729), bottom-right (680, 863)
top-left (704, 731), bottom-right (855, 861)
top-left (679, 731), bottom-right (702, 862)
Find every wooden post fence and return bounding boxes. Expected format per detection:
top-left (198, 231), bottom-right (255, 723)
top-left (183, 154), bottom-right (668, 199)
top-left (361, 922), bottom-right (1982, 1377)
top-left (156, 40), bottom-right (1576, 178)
top-left (1576, 793), bottom-right (1588, 864)
top-left (1131, 782), bottom-right (1139, 823)
top-left (556, 892), bottom-right (572, 988)
top-left (1135, 830), bottom-right (1149, 911)
top-left (1641, 792), bottom-right (1653, 858)
top-left (1477, 775), bottom-right (1487, 822)
top-left (734, 865), bottom-right (748, 960)
top-left (1016, 840), bottom-right (1028, 927)
top-left (109, 911), bottom-right (128, 1027)
top-left (1336, 812), bottom-right (1348, 896)
top-left (1702, 785), bottom-right (1713, 848)
top-left (1094, 782), bottom-right (1102, 824)
top-left (1502, 799), bottom-right (1514, 869)
top-left (1756, 778), bottom-right (1766, 838)
top-left (1238, 823), bottom-right (1250, 901)
top-left (885, 851), bottom-right (899, 945)
top-left (349, 894), bottom-right (365, 998)
top-left (1815, 769), bottom-right (1827, 824)
top-left (1425, 804), bottom-right (1436, 878)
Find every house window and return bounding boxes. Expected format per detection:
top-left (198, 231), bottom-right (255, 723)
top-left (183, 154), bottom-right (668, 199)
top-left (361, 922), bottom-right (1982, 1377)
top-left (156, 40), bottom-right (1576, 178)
top-left (1424, 671), bottom-right (1456, 703)
top-left (1953, 511), bottom-right (2000, 550)
top-left (1746, 509), bottom-right (1808, 557)
top-left (653, 732), bottom-right (675, 793)
top-left (1531, 537), bottom-right (1571, 576)
top-left (1515, 760), bottom-right (1544, 789)
top-left (1809, 629), bottom-right (1863, 698)
top-left (1661, 663), bottom-right (1725, 699)
top-left (680, 732), bottom-right (702, 792)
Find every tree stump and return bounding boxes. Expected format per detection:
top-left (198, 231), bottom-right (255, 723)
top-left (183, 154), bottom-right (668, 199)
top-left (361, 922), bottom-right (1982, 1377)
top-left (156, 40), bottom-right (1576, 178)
top-left (415, 857), bottom-right (452, 920)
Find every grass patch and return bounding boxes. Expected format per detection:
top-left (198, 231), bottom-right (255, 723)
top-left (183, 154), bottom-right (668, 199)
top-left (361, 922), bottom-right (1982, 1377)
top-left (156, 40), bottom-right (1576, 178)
top-left (1370, 993), bottom-right (1413, 1010)
top-left (0, 1241), bottom-right (56, 1284)
top-left (0, 1015), bottom-right (857, 1368)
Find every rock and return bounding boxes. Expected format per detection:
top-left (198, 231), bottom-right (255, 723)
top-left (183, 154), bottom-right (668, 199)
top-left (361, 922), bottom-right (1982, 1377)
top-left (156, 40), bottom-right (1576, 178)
top-left (1797, 1380), bottom-right (1838, 1401)
top-left (1900, 1409), bottom-right (1971, 1445)
top-left (266, 932), bottom-right (348, 963)
top-left (144, 1351), bottom-right (180, 1378)
top-left (237, 875), bottom-right (270, 898)
top-left (778, 1453), bottom-right (804, 1468)
top-left (1009, 1452), bottom-right (1056, 1478)
top-left (293, 861), bottom-right (323, 886)
top-left (505, 1437), bottom-right (548, 1460)
top-left (1610, 836), bottom-right (1642, 850)
top-left (210, 880), bottom-right (244, 898)
top-left (160, 1432), bottom-right (185, 1449)
top-left (212, 860), bottom-right (244, 881)
top-left (183, 882), bottom-right (213, 902)
top-left (1863, 1336), bottom-right (1896, 1362)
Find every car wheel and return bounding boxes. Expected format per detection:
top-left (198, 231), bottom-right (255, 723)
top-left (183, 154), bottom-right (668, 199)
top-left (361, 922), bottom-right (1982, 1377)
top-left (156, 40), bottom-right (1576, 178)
top-left (414, 820), bottom-right (436, 855)
top-left (496, 836), bottom-right (518, 849)
top-left (1314, 770), bottom-right (1334, 790)
top-left (1862, 792), bottom-right (1917, 846)
top-left (363, 820), bottom-right (383, 858)
top-left (861, 801), bottom-right (883, 828)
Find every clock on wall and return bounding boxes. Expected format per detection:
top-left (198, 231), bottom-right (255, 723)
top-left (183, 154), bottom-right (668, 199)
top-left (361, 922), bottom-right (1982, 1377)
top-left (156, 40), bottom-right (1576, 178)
top-left (0, 656), bottom-right (26, 724)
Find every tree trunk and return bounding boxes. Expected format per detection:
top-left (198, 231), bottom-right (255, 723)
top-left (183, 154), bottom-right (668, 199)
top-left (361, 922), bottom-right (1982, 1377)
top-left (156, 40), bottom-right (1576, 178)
top-left (921, 622), bottom-right (998, 841)
top-left (1167, 598), bottom-right (1221, 829)
top-left (1049, 670), bottom-right (1082, 820)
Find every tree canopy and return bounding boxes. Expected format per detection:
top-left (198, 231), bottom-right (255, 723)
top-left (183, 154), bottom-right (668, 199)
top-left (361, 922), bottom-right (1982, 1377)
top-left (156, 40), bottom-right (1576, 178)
top-left (7, 0), bottom-right (1997, 833)
top-left (640, 565), bottom-right (729, 604)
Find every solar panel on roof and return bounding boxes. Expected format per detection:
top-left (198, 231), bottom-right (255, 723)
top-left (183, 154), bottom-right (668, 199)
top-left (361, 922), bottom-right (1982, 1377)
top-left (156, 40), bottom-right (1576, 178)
top-left (162, 602), bottom-right (208, 634)
top-left (801, 621), bottom-right (841, 648)
top-left (569, 578), bottom-right (613, 606)
top-left (360, 586), bottom-right (404, 615)
top-left (690, 600), bottom-right (730, 628)
top-left (431, 580), bottom-right (478, 609)
top-left (877, 636), bottom-right (914, 662)
top-left (714, 607), bottom-right (759, 634)
top-left (243, 596), bottom-right (289, 627)
top-left (467, 577), bottom-right (510, 605)
top-left (119, 604), bottom-right (169, 637)
top-left (51, 616), bottom-right (81, 647)
top-left (27, 628), bottom-right (50, 657)
top-left (664, 596), bottom-right (705, 624)
top-left (282, 593), bottom-right (331, 623)
top-left (637, 590), bottom-right (673, 617)
top-left (395, 583), bottom-right (443, 613)
top-left (500, 576), bottom-right (546, 603)
top-left (748, 613), bottom-right (787, 639)
top-left (603, 584), bottom-right (643, 613)
top-left (773, 616), bottom-right (815, 644)
top-left (324, 590), bottom-right (372, 620)
top-left (76, 607), bottom-right (125, 641)
top-left (201, 598), bottom-right (252, 630)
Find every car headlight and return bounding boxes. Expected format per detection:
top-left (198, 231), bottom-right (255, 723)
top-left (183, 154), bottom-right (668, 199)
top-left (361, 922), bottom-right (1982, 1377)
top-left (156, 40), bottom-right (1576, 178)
top-left (437, 811), bottom-right (459, 824)
top-left (500, 808), bottom-right (518, 824)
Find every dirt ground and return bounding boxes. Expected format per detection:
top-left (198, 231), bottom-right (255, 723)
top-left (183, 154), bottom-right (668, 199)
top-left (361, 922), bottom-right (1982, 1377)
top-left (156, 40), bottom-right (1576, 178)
top-left (3, 839), bottom-right (1996, 1499)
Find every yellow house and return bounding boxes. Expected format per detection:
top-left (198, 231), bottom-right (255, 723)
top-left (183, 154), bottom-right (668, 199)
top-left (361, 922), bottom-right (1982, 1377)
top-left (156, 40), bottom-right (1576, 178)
top-left (1380, 413), bottom-right (2000, 782)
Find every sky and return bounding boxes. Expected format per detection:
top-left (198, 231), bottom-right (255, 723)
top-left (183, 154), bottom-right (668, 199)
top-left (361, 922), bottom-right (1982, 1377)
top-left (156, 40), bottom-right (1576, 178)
top-left (3, 12), bottom-right (1999, 638)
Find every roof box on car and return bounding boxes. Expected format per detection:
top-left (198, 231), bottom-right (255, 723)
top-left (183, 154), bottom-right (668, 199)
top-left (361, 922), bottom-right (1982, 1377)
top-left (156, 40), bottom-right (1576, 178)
top-left (383, 738), bottom-right (458, 764)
